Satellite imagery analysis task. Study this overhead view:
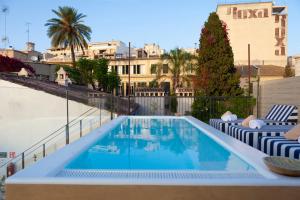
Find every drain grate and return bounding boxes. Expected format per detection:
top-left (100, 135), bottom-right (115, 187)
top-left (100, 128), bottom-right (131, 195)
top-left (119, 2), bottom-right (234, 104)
top-left (57, 169), bottom-right (263, 179)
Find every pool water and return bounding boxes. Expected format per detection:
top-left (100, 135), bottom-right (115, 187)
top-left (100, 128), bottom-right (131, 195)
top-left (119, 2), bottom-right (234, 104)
top-left (66, 118), bottom-right (255, 171)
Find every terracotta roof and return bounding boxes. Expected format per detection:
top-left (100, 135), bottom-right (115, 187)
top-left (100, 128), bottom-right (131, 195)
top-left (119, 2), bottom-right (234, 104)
top-left (236, 65), bottom-right (284, 77)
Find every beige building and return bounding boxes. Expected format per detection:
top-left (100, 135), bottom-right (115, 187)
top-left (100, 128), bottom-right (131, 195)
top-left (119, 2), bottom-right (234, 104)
top-left (294, 56), bottom-right (300, 76)
top-left (217, 2), bottom-right (288, 67)
top-left (0, 42), bottom-right (42, 62)
top-left (108, 57), bottom-right (174, 96)
top-left (237, 65), bottom-right (284, 92)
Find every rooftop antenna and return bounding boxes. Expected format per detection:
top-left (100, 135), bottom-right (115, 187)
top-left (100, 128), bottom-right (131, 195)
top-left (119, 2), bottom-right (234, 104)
top-left (26, 22), bottom-right (31, 46)
top-left (1, 5), bottom-right (9, 50)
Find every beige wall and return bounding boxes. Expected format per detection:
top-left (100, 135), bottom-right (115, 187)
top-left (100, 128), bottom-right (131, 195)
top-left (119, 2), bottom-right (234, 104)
top-left (217, 2), bottom-right (287, 67)
top-left (254, 76), bottom-right (300, 118)
top-left (0, 50), bottom-right (28, 62)
top-left (109, 58), bottom-right (195, 95)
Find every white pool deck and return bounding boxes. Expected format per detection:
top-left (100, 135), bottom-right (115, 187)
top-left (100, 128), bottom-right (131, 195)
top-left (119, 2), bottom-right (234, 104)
top-left (6, 116), bottom-right (300, 186)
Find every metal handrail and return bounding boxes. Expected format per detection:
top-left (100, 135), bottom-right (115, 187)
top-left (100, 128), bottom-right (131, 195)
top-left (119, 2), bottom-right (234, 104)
top-left (0, 107), bottom-right (98, 169)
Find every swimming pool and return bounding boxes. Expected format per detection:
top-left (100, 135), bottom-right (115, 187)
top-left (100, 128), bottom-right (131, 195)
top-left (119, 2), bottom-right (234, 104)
top-left (6, 116), bottom-right (300, 200)
top-left (65, 118), bottom-right (254, 172)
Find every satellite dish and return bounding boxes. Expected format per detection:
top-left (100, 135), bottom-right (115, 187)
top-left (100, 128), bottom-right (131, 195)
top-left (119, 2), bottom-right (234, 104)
top-left (31, 56), bottom-right (38, 62)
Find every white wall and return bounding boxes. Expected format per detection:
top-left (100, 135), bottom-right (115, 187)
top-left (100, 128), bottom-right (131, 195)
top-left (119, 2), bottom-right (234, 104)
top-left (0, 80), bottom-right (111, 173)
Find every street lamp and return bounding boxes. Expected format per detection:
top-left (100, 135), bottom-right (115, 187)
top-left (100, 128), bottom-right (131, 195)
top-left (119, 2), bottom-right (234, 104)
top-left (65, 77), bottom-right (70, 145)
top-left (128, 42), bottom-right (131, 115)
top-left (253, 65), bottom-right (260, 118)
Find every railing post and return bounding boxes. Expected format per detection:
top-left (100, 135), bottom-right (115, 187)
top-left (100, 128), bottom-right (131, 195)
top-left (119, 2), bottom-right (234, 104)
top-left (22, 152), bottom-right (25, 169)
top-left (80, 120), bottom-right (83, 138)
top-left (43, 144), bottom-right (46, 158)
top-left (209, 97), bottom-right (212, 120)
top-left (65, 125), bottom-right (69, 145)
top-left (111, 94), bottom-right (114, 119)
top-left (99, 98), bottom-right (102, 127)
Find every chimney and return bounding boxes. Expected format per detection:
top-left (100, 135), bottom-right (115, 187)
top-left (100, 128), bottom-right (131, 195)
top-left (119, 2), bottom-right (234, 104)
top-left (26, 42), bottom-right (35, 51)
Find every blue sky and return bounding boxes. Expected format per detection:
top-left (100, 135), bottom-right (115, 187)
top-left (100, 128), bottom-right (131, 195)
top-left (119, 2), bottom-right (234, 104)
top-left (0, 0), bottom-right (299, 55)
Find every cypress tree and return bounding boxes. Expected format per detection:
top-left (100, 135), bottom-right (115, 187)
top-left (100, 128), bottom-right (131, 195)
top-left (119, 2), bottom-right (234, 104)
top-left (284, 65), bottom-right (295, 78)
top-left (195, 12), bottom-right (243, 96)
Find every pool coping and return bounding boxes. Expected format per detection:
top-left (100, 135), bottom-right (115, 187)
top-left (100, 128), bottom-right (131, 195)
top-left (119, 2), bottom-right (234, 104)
top-left (6, 116), bottom-right (300, 186)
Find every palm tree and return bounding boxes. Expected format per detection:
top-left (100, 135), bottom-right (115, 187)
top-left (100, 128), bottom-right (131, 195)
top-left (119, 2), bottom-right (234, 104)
top-left (45, 6), bottom-right (92, 67)
top-left (154, 48), bottom-right (195, 93)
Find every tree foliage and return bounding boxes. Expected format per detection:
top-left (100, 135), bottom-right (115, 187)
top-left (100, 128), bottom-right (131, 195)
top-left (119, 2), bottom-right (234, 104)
top-left (191, 12), bottom-right (251, 121)
top-left (284, 65), bottom-right (295, 78)
top-left (59, 58), bottom-right (120, 92)
top-left (107, 71), bottom-right (121, 92)
top-left (154, 48), bottom-right (195, 93)
top-left (45, 6), bottom-right (92, 67)
top-left (194, 12), bottom-right (243, 96)
top-left (93, 59), bottom-right (109, 90)
top-left (0, 55), bottom-right (35, 74)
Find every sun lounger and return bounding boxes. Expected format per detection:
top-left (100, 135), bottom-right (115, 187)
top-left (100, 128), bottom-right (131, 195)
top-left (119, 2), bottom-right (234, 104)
top-left (228, 125), bottom-right (294, 149)
top-left (259, 136), bottom-right (300, 159)
top-left (209, 104), bottom-right (297, 134)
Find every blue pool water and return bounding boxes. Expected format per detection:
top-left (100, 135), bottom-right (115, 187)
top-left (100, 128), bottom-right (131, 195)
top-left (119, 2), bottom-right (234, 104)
top-left (66, 118), bottom-right (255, 171)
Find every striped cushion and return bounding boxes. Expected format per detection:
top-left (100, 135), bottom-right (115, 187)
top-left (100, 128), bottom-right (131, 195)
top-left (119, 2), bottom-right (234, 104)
top-left (259, 136), bottom-right (300, 159)
top-left (265, 105), bottom-right (298, 122)
top-left (287, 108), bottom-right (298, 123)
top-left (228, 125), bottom-right (293, 149)
top-left (209, 119), bottom-right (243, 134)
top-left (209, 119), bottom-right (295, 135)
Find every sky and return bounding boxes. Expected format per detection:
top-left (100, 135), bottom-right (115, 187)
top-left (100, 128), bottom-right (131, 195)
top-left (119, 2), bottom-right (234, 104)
top-left (0, 0), bottom-right (299, 55)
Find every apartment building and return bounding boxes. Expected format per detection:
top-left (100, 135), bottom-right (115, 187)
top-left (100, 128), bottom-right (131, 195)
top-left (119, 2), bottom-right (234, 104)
top-left (217, 1), bottom-right (288, 67)
top-left (108, 57), bottom-right (172, 96)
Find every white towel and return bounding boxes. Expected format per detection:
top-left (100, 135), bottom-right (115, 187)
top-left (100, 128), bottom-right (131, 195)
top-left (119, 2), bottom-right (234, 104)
top-left (249, 119), bottom-right (265, 129)
top-left (221, 114), bottom-right (237, 122)
top-left (298, 136), bottom-right (300, 144)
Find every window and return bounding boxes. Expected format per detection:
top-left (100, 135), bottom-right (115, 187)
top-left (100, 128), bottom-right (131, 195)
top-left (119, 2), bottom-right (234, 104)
top-left (133, 65), bottom-right (136, 74)
top-left (122, 65), bottom-right (129, 74)
top-left (281, 28), bottom-right (286, 37)
top-left (275, 28), bottom-right (279, 38)
top-left (151, 64), bottom-right (157, 74)
top-left (263, 9), bottom-right (268, 18)
top-left (281, 18), bottom-right (286, 27)
top-left (281, 47), bottom-right (285, 56)
top-left (133, 65), bottom-right (141, 74)
top-left (243, 10), bottom-right (248, 19)
top-left (59, 74), bottom-right (64, 79)
top-left (275, 50), bottom-right (279, 56)
top-left (275, 15), bottom-right (279, 23)
top-left (258, 11), bottom-right (262, 18)
top-left (112, 66), bottom-right (118, 74)
top-left (163, 64), bottom-right (168, 74)
top-left (237, 10), bottom-right (242, 19)
top-left (137, 82), bottom-right (147, 87)
top-left (137, 65), bottom-right (141, 74)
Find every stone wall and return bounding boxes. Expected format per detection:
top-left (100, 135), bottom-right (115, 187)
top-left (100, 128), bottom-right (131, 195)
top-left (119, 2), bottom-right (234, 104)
top-left (254, 77), bottom-right (300, 118)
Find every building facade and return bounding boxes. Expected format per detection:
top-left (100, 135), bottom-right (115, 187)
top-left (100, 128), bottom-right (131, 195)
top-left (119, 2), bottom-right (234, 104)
top-left (217, 1), bottom-right (287, 67)
top-left (0, 42), bottom-right (42, 63)
top-left (108, 57), bottom-right (176, 96)
top-left (45, 41), bottom-right (167, 63)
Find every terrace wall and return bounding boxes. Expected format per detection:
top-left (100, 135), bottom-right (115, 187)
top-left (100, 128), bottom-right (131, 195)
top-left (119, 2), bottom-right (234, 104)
top-left (253, 77), bottom-right (300, 119)
top-left (0, 80), bottom-right (97, 175)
